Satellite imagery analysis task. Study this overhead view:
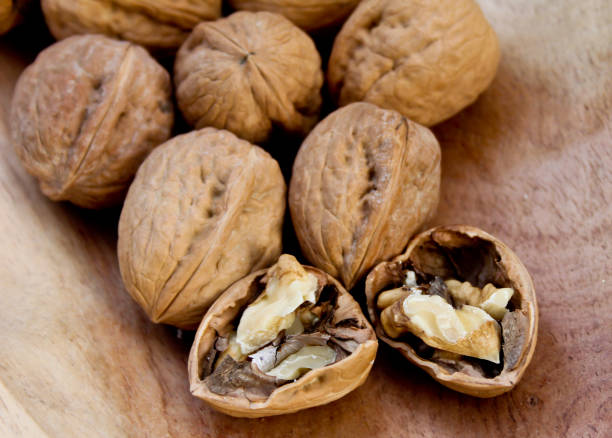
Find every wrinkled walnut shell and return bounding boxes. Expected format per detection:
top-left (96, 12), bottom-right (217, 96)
top-left (365, 225), bottom-right (538, 397)
top-left (41, 0), bottom-right (221, 52)
top-left (228, 0), bottom-right (360, 32)
top-left (328, 0), bottom-right (500, 126)
top-left (10, 34), bottom-right (173, 208)
top-left (189, 257), bottom-right (378, 417)
top-left (289, 102), bottom-right (441, 290)
top-left (118, 128), bottom-right (286, 329)
top-left (174, 11), bottom-right (323, 144)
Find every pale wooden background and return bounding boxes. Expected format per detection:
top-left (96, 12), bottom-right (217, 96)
top-left (0, 1), bottom-right (610, 436)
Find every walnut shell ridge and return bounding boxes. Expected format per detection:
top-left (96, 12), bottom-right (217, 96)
top-left (365, 226), bottom-right (538, 397)
top-left (228, 0), bottom-right (360, 32)
top-left (174, 11), bottom-right (323, 144)
top-left (328, 0), bottom-right (500, 126)
top-left (118, 128), bottom-right (286, 329)
top-left (289, 102), bottom-right (441, 290)
top-left (10, 34), bottom-right (173, 208)
top-left (189, 260), bottom-right (378, 417)
top-left (41, 0), bottom-right (221, 52)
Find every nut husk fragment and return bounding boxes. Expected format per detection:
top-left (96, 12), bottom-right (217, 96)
top-left (189, 255), bottom-right (378, 417)
top-left (41, 0), bottom-right (221, 52)
top-left (289, 102), bottom-right (441, 290)
top-left (327, 0), bottom-right (500, 126)
top-left (118, 128), bottom-right (286, 329)
top-left (174, 11), bottom-right (323, 144)
top-left (366, 225), bottom-right (538, 397)
top-left (10, 34), bottom-right (173, 208)
top-left (228, 0), bottom-right (360, 32)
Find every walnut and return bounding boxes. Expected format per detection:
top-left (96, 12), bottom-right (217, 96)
top-left (117, 128), bottom-right (286, 329)
top-left (41, 0), bottom-right (221, 52)
top-left (189, 254), bottom-right (378, 417)
top-left (0, 0), bottom-right (30, 34)
top-left (10, 34), bottom-right (173, 209)
top-left (366, 225), bottom-right (538, 397)
top-left (228, 0), bottom-right (360, 32)
top-left (289, 102), bottom-right (441, 290)
top-left (174, 11), bottom-right (323, 144)
top-left (327, 0), bottom-right (500, 126)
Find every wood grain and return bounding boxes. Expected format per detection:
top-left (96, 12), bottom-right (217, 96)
top-left (0, 0), bottom-right (611, 436)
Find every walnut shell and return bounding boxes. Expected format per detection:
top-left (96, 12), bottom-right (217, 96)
top-left (0, 0), bottom-right (30, 34)
top-left (41, 0), bottom-right (221, 52)
top-left (118, 128), bottom-right (286, 329)
top-left (327, 0), bottom-right (500, 126)
top-left (10, 34), bottom-right (173, 209)
top-left (189, 255), bottom-right (378, 417)
top-left (228, 0), bottom-right (360, 32)
top-left (174, 11), bottom-right (323, 144)
top-left (365, 226), bottom-right (538, 397)
top-left (289, 102), bottom-right (441, 290)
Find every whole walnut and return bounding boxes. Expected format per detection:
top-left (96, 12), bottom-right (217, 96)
top-left (228, 0), bottom-right (360, 32)
top-left (10, 34), bottom-right (173, 209)
top-left (366, 226), bottom-right (538, 397)
top-left (289, 102), bottom-right (441, 290)
top-left (174, 11), bottom-right (323, 144)
top-left (118, 128), bottom-right (286, 329)
top-left (41, 0), bottom-right (221, 52)
top-left (327, 0), bottom-right (500, 126)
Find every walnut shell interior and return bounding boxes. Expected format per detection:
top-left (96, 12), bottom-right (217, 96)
top-left (189, 255), bottom-right (378, 417)
top-left (365, 226), bottom-right (538, 397)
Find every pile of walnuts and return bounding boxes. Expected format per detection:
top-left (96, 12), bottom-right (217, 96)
top-left (9, 0), bottom-right (538, 418)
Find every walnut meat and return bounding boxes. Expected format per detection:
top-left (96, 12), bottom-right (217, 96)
top-left (365, 226), bottom-right (538, 397)
top-left (289, 102), bottom-right (441, 290)
top-left (189, 254), bottom-right (378, 417)
top-left (118, 128), bottom-right (286, 329)
top-left (327, 0), bottom-right (500, 126)
top-left (228, 0), bottom-right (360, 32)
top-left (174, 11), bottom-right (323, 144)
top-left (10, 34), bottom-right (173, 209)
top-left (41, 0), bottom-right (221, 52)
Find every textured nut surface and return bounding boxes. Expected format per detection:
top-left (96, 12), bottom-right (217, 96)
top-left (228, 0), bottom-right (360, 31)
top-left (117, 128), bottom-right (286, 329)
top-left (289, 102), bottom-right (441, 290)
top-left (327, 0), bottom-right (500, 126)
top-left (365, 225), bottom-right (538, 397)
top-left (10, 34), bottom-right (173, 208)
top-left (189, 255), bottom-right (378, 417)
top-left (41, 0), bottom-right (221, 52)
top-left (174, 11), bottom-right (323, 144)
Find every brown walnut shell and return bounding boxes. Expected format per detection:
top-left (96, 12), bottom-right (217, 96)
top-left (228, 0), bottom-right (360, 32)
top-left (10, 34), bottom-right (173, 209)
top-left (174, 11), bottom-right (323, 144)
top-left (365, 225), bottom-right (538, 397)
top-left (189, 255), bottom-right (378, 417)
top-left (0, 0), bottom-right (30, 34)
top-left (327, 0), bottom-right (500, 126)
top-left (289, 102), bottom-right (441, 290)
top-left (117, 128), bottom-right (286, 329)
top-left (41, 0), bottom-right (221, 52)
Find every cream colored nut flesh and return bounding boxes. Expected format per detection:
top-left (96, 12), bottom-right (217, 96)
top-left (265, 345), bottom-right (336, 380)
top-left (189, 254), bottom-right (378, 417)
top-left (445, 280), bottom-right (513, 320)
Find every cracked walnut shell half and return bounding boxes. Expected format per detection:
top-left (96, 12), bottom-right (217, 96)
top-left (174, 11), bottom-right (323, 144)
top-left (228, 0), bottom-right (360, 32)
top-left (10, 34), bottom-right (173, 209)
top-left (327, 0), bottom-right (500, 126)
top-left (118, 128), bottom-right (286, 329)
top-left (189, 254), bottom-right (378, 417)
top-left (365, 226), bottom-right (538, 397)
top-left (289, 102), bottom-right (441, 290)
top-left (41, 0), bottom-right (221, 52)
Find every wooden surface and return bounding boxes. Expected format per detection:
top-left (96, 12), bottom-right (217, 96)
top-left (1, 1), bottom-right (611, 436)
